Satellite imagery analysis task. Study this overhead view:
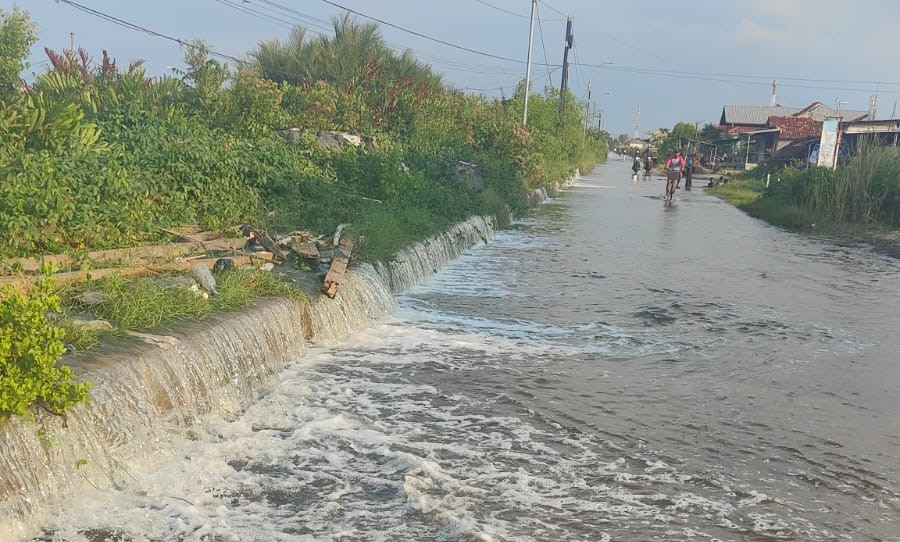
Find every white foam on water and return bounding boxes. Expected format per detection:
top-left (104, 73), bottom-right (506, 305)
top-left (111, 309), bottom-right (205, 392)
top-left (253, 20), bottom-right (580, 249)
top-left (37, 317), bottom-right (780, 541)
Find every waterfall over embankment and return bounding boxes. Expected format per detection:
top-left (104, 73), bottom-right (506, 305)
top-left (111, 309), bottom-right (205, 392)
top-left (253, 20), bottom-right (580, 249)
top-left (0, 215), bottom-right (496, 541)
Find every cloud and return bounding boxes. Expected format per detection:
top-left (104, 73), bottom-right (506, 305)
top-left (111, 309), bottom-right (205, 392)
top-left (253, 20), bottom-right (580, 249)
top-left (733, 19), bottom-right (792, 48)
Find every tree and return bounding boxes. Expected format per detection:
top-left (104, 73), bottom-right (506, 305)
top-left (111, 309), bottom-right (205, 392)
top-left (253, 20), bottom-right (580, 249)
top-left (658, 121), bottom-right (699, 159)
top-left (181, 40), bottom-right (229, 112)
top-left (0, 6), bottom-right (36, 101)
top-left (700, 122), bottom-right (720, 142)
top-left (252, 26), bottom-right (311, 85)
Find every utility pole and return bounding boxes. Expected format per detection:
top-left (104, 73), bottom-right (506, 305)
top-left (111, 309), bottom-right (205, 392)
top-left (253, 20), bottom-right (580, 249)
top-left (770, 79), bottom-right (777, 106)
top-left (583, 79), bottom-right (592, 134)
top-left (522, 0), bottom-right (536, 125)
top-left (634, 105), bottom-right (640, 139)
top-left (559, 16), bottom-right (573, 118)
top-left (70, 32), bottom-right (75, 52)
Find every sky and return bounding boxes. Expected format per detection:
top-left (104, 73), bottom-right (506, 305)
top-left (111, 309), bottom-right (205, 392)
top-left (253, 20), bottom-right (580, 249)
top-left (12, 0), bottom-right (900, 136)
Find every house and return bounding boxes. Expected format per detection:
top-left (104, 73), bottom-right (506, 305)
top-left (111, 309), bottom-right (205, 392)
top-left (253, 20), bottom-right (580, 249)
top-left (624, 137), bottom-right (648, 152)
top-left (717, 102), bottom-right (871, 167)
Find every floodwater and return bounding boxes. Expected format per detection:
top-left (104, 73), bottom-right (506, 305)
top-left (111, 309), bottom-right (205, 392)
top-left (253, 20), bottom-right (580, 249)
top-left (36, 159), bottom-right (900, 541)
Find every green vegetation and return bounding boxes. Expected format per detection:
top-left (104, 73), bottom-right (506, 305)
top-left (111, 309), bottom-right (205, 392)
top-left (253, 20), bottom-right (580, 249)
top-left (657, 122), bottom-right (699, 160)
top-left (709, 141), bottom-right (900, 233)
top-left (60, 270), bottom-right (306, 351)
top-left (0, 271), bottom-right (91, 420)
top-left (707, 179), bottom-right (765, 207)
top-left (0, 8), bottom-right (608, 418)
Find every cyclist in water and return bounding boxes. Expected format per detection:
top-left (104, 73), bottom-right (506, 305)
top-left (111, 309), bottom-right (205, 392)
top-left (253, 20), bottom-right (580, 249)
top-left (631, 154), bottom-right (641, 178)
top-left (643, 152), bottom-right (653, 177)
top-left (664, 151), bottom-right (685, 201)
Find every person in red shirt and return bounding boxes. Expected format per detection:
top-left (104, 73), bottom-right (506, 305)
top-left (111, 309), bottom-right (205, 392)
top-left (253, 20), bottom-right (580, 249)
top-left (664, 151), bottom-right (686, 201)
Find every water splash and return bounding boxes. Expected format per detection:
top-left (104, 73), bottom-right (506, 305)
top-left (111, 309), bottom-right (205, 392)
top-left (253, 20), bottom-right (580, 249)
top-left (0, 215), bottom-right (497, 541)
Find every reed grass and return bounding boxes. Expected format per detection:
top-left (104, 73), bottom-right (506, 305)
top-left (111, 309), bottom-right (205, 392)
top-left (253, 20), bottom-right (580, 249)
top-left (799, 140), bottom-right (900, 226)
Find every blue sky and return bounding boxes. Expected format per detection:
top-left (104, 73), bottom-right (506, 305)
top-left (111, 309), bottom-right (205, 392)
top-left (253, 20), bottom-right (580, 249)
top-left (14, 0), bottom-right (900, 136)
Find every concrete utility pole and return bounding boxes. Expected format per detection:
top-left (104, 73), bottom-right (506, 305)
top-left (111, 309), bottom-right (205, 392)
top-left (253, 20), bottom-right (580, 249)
top-left (559, 16), bottom-right (573, 117)
top-left (634, 105), bottom-right (640, 138)
top-left (70, 32), bottom-right (75, 51)
top-left (522, 0), bottom-right (536, 125)
top-left (583, 80), bottom-right (592, 132)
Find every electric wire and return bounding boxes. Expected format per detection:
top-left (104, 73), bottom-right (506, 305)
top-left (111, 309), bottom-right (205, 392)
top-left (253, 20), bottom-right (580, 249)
top-left (214, 0), bottom-right (295, 31)
top-left (254, 0), bottom-right (338, 34)
top-left (471, 0), bottom-right (564, 22)
top-left (535, 2), bottom-right (554, 87)
top-left (52, 0), bottom-right (898, 98)
top-left (464, 66), bottom-right (561, 93)
top-left (235, 0), bottom-right (529, 76)
top-left (538, 0), bottom-right (567, 19)
top-left (315, 0), bottom-right (525, 63)
top-left (54, 0), bottom-right (247, 65)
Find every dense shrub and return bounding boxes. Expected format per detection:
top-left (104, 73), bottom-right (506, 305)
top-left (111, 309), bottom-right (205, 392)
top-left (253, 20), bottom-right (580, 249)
top-left (0, 274), bottom-right (91, 419)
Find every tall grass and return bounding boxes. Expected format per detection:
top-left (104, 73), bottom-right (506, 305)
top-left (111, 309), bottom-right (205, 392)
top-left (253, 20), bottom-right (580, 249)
top-left (800, 140), bottom-right (900, 226)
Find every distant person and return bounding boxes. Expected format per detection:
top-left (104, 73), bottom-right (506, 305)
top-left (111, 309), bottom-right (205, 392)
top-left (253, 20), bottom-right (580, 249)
top-left (643, 154), bottom-right (653, 176)
top-left (684, 153), bottom-right (694, 189)
top-left (632, 155), bottom-right (641, 178)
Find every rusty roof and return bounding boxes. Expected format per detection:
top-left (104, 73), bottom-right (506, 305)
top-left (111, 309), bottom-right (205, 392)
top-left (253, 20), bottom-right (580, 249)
top-left (768, 116), bottom-right (823, 139)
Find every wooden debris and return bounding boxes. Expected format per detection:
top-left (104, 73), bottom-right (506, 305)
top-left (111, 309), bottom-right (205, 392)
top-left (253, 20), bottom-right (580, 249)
top-left (292, 238), bottom-right (320, 263)
top-left (323, 238), bottom-right (353, 298)
top-left (0, 253), bottom-right (272, 294)
top-left (2, 237), bottom-right (246, 275)
top-left (241, 224), bottom-right (286, 262)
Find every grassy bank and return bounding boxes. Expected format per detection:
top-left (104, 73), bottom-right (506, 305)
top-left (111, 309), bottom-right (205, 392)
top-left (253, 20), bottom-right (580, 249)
top-left (0, 8), bottom-right (610, 419)
top-left (708, 143), bottom-right (900, 235)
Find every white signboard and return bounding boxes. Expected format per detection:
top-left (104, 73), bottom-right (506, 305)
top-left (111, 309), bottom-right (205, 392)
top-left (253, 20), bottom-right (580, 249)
top-left (816, 117), bottom-right (842, 169)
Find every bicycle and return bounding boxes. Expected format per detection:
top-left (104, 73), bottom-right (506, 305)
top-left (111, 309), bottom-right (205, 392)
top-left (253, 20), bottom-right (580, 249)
top-left (665, 170), bottom-right (678, 202)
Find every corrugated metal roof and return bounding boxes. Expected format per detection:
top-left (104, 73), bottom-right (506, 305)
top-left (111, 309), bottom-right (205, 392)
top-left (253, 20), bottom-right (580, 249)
top-left (721, 105), bottom-right (801, 125)
top-left (721, 103), bottom-right (871, 126)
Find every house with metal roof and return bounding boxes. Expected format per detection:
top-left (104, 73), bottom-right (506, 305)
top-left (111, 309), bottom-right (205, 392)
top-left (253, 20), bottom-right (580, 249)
top-left (717, 101), bottom-right (872, 167)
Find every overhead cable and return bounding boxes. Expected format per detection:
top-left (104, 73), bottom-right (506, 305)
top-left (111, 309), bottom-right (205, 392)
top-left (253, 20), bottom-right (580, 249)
top-left (316, 0), bottom-right (525, 63)
top-left (54, 0), bottom-right (246, 65)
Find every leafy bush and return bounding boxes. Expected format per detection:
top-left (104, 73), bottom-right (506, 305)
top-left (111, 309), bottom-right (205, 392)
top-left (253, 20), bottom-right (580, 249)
top-left (0, 274), bottom-right (91, 419)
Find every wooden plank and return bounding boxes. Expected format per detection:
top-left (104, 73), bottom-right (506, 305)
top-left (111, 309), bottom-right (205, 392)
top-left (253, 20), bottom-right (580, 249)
top-left (322, 239), bottom-right (353, 298)
top-left (293, 239), bottom-right (320, 262)
top-left (1, 238), bottom-right (247, 274)
top-left (0, 253), bottom-right (272, 294)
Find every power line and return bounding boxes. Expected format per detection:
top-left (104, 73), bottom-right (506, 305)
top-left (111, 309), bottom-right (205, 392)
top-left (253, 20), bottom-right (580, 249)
top-left (214, 0), bottom-right (294, 30)
top-left (576, 61), bottom-right (900, 87)
top-left (595, 64), bottom-right (897, 94)
top-left (464, 66), bottom-right (561, 93)
top-left (253, 0), bottom-right (336, 34)
top-left (473, 0), bottom-right (532, 19)
top-left (471, 0), bottom-right (564, 22)
top-left (538, 0), bottom-right (567, 19)
top-left (316, 0), bottom-right (525, 63)
top-left (53, 0), bottom-right (246, 65)
top-left (535, 2), bottom-right (553, 87)
top-left (218, 0), bottom-right (524, 79)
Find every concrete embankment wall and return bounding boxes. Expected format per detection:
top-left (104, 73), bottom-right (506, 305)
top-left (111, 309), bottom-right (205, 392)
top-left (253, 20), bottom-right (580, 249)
top-left (0, 214), bottom-right (504, 541)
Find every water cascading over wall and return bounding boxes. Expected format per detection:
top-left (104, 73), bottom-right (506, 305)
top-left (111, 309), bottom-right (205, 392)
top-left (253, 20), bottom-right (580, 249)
top-left (0, 214), bottom-right (496, 541)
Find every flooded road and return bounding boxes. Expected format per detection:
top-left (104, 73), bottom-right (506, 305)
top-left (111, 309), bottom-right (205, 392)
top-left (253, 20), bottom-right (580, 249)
top-left (37, 160), bottom-right (900, 541)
